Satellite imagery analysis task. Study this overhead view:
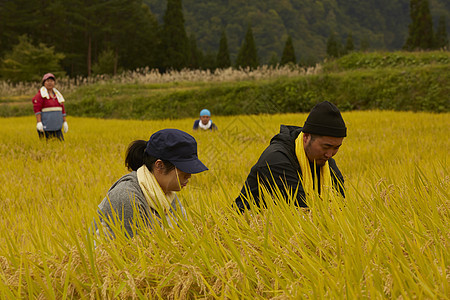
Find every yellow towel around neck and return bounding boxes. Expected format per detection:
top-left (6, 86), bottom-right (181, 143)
top-left (295, 132), bottom-right (333, 197)
top-left (136, 165), bottom-right (175, 214)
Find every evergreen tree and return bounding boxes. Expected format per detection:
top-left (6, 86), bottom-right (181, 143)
top-left (187, 33), bottom-right (203, 69)
top-left (0, 0), bottom-right (161, 77)
top-left (125, 3), bottom-right (160, 71)
top-left (280, 35), bottom-right (296, 65)
top-left (0, 35), bottom-right (65, 82)
top-left (42, 0), bottom-right (106, 77)
top-left (435, 15), bottom-right (449, 49)
top-left (404, 0), bottom-right (434, 50)
top-left (68, 0), bottom-right (104, 77)
top-left (92, 49), bottom-right (116, 75)
top-left (268, 53), bottom-right (279, 67)
top-left (103, 0), bottom-right (159, 74)
top-left (360, 36), bottom-right (370, 52)
top-left (160, 0), bottom-right (189, 70)
top-left (216, 30), bottom-right (231, 69)
top-left (326, 32), bottom-right (340, 58)
top-left (202, 51), bottom-right (216, 70)
top-left (41, 0), bottom-right (86, 76)
top-left (345, 33), bottom-right (355, 54)
top-left (42, 0), bottom-right (159, 76)
top-left (235, 25), bottom-right (259, 69)
top-left (0, 0), bottom-right (51, 60)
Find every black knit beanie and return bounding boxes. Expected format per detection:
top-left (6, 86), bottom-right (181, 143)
top-left (302, 101), bottom-right (347, 137)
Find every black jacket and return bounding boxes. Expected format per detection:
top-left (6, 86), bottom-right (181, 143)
top-left (193, 119), bottom-right (218, 130)
top-left (234, 125), bottom-right (345, 212)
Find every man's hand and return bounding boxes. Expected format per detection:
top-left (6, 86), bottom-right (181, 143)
top-left (63, 122), bottom-right (68, 133)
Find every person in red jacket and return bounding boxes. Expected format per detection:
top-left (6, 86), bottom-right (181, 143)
top-left (32, 73), bottom-right (68, 141)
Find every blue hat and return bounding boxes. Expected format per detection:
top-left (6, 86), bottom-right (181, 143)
top-left (145, 129), bottom-right (208, 174)
top-left (200, 109), bottom-right (211, 117)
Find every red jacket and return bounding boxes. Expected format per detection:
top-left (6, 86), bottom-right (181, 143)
top-left (32, 91), bottom-right (66, 115)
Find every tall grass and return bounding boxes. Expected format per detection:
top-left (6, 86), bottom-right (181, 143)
top-left (0, 65), bottom-right (319, 99)
top-left (0, 111), bottom-right (448, 298)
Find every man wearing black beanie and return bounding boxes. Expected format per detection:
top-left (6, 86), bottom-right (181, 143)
top-left (235, 101), bottom-right (347, 212)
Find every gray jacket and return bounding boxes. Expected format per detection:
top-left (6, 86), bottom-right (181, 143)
top-left (96, 171), bottom-right (186, 238)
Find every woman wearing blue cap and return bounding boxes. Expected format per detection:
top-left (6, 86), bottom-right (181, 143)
top-left (193, 109), bottom-right (218, 131)
top-left (95, 129), bottom-right (208, 238)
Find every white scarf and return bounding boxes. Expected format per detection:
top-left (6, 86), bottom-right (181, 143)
top-left (198, 119), bottom-right (212, 130)
top-left (136, 165), bottom-right (176, 214)
top-left (40, 86), bottom-right (65, 104)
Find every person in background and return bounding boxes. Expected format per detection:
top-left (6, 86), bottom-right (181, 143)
top-left (96, 129), bottom-right (208, 238)
top-left (32, 73), bottom-right (68, 141)
top-left (234, 101), bottom-right (347, 213)
top-left (193, 109), bottom-right (218, 131)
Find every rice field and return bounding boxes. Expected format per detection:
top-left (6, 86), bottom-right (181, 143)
top-left (0, 111), bottom-right (448, 299)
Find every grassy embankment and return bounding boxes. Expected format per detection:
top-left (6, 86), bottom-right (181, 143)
top-left (0, 111), bottom-right (449, 298)
top-left (0, 51), bottom-right (449, 119)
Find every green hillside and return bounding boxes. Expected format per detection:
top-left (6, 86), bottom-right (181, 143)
top-left (1, 0), bottom-right (448, 78)
top-left (1, 51), bottom-right (448, 118)
top-left (144, 0), bottom-right (450, 63)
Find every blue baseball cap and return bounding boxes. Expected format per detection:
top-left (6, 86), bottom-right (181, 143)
top-left (200, 109), bottom-right (211, 117)
top-left (145, 129), bottom-right (208, 174)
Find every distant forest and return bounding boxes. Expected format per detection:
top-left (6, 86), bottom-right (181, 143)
top-left (0, 0), bottom-right (448, 80)
top-left (145, 0), bottom-right (450, 63)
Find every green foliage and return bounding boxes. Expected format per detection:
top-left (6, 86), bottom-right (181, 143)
top-left (187, 34), bottom-right (203, 69)
top-left (268, 53), bottom-right (279, 67)
top-left (0, 103), bottom-right (29, 117)
top-left (2, 0), bottom-right (449, 73)
top-left (92, 49), bottom-right (117, 76)
top-left (345, 33), bottom-right (355, 54)
top-left (435, 15), bottom-right (449, 49)
top-left (160, 0), bottom-right (189, 70)
top-left (0, 35), bottom-right (65, 82)
top-left (280, 35), bottom-right (296, 65)
top-left (326, 32), bottom-right (341, 58)
top-left (235, 26), bottom-right (259, 69)
top-left (201, 51), bottom-right (217, 70)
top-left (404, 0), bottom-right (434, 50)
top-left (360, 36), bottom-right (370, 52)
top-left (323, 51), bottom-right (450, 70)
top-left (216, 31), bottom-right (231, 69)
top-left (114, 2), bottom-right (160, 72)
top-left (145, 0), bottom-right (450, 63)
top-left (0, 0), bottom-right (160, 77)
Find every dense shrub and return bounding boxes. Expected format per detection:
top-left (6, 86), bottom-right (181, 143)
top-left (323, 51), bottom-right (450, 71)
top-left (65, 64), bottom-right (449, 119)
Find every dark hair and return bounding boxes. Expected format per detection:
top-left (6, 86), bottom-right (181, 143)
top-left (125, 140), bottom-right (175, 173)
top-left (43, 78), bottom-right (55, 84)
top-left (309, 133), bottom-right (319, 141)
